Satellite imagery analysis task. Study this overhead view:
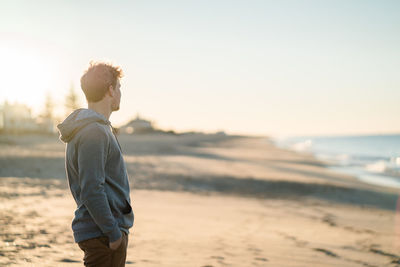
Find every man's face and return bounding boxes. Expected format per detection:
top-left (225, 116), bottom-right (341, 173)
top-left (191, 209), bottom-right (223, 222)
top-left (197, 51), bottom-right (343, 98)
top-left (111, 79), bottom-right (121, 111)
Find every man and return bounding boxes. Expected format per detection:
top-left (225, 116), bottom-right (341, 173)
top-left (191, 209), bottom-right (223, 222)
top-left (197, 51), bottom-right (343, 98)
top-left (57, 62), bottom-right (134, 267)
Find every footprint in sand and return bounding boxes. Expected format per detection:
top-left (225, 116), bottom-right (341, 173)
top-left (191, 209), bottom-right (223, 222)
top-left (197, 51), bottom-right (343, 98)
top-left (313, 248), bottom-right (339, 258)
top-left (277, 232), bottom-right (308, 247)
top-left (210, 255), bottom-right (228, 265)
top-left (210, 255), bottom-right (224, 260)
top-left (59, 258), bottom-right (80, 263)
top-left (247, 246), bottom-right (262, 254)
top-left (370, 248), bottom-right (400, 262)
top-left (321, 213), bottom-right (337, 227)
top-left (254, 257), bottom-right (268, 262)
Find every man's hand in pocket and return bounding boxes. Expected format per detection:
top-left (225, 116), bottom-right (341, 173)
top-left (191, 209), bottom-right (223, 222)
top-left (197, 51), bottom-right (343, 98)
top-left (109, 232), bottom-right (123, 250)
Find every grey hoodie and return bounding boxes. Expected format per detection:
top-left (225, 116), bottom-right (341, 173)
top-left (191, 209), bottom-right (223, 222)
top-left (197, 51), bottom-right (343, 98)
top-left (57, 108), bottom-right (134, 243)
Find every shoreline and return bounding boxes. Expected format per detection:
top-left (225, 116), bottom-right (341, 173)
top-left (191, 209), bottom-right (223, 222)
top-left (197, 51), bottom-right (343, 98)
top-left (0, 132), bottom-right (398, 200)
top-left (271, 134), bottom-right (400, 192)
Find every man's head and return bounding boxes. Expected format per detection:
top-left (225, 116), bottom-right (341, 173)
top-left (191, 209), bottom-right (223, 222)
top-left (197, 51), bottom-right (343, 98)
top-left (80, 62), bottom-right (123, 111)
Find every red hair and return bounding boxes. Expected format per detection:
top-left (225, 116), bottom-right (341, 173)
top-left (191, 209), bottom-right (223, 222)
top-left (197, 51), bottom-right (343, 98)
top-left (80, 61), bottom-right (123, 102)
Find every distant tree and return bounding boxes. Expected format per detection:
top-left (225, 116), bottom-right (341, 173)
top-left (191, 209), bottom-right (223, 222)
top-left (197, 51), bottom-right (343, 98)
top-left (65, 83), bottom-right (81, 115)
top-left (42, 92), bottom-right (55, 119)
top-left (36, 92), bottom-right (57, 134)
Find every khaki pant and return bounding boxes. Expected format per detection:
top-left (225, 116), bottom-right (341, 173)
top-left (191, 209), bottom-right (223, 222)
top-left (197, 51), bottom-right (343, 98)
top-left (78, 231), bottom-right (128, 267)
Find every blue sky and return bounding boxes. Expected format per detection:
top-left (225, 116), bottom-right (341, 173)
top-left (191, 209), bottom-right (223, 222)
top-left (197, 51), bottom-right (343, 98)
top-left (1, 0), bottom-right (399, 137)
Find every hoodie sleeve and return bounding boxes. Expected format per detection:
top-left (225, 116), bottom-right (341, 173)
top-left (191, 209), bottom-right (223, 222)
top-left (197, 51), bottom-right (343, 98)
top-left (77, 126), bottom-right (122, 242)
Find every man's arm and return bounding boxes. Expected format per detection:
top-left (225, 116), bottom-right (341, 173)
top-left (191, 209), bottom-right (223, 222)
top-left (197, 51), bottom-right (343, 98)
top-left (77, 127), bottom-right (122, 243)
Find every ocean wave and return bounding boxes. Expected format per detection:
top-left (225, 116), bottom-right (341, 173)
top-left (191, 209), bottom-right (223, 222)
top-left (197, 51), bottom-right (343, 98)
top-left (290, 139), bottom-right (312, 152)
top-left (366, 160), bottom-right (388, 173)
top-left (365, 158), bottom-right (400, 178)
top-left (274, 134), bottom-right (400, 188)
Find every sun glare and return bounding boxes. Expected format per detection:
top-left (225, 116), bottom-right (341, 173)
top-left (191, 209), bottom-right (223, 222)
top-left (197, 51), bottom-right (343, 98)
top-left (0, 41), bottom-right (59, 115)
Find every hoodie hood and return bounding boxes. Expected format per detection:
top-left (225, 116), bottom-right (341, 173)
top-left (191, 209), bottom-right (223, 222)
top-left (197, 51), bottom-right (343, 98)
top-left (57, 108), bottom-right (111, 143)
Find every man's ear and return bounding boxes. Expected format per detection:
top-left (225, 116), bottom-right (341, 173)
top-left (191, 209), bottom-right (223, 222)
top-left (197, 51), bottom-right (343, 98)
top-left (108, 85), bottom-right (115, 97)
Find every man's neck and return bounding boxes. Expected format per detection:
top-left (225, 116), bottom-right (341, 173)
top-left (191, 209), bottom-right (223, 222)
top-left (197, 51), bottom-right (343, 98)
top-left (87, 102), bottom-right (112, 120)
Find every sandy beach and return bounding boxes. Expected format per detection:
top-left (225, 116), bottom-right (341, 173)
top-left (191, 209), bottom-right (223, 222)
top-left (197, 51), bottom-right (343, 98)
top-left (0, 133), bottom-right (399, 266)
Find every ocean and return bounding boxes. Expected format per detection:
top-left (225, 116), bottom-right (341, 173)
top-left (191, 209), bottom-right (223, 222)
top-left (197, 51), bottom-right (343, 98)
top-left (273, 134), bottom-right (400, 189)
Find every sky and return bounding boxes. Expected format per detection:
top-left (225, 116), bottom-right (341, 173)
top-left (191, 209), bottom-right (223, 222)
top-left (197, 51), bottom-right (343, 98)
top-left (0, 0), bottom-right (399, 137)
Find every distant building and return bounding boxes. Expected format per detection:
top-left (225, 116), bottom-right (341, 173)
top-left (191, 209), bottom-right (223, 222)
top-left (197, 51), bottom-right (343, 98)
top-left (36, 116), bottom-right (56, 133)
top-left (0, 101), bottom-right (55, 134)
top-left (120, 114), bottom-right (154, 134)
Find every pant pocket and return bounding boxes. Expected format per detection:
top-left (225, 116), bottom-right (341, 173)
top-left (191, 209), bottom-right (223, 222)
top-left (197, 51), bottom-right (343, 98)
top-left (78, 236), bottom-right (111, 252)
top-left (97, 236), bottom-right (110, 249)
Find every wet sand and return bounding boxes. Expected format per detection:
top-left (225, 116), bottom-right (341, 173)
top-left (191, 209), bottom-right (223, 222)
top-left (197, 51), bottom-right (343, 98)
top-left (0, 133), bottom-right (399, 266)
